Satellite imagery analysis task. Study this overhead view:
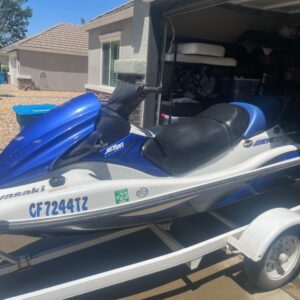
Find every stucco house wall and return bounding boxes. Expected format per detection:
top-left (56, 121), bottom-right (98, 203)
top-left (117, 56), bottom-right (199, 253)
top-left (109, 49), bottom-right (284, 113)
top-left (84, 1), bottom-right (154, 126)
top-left (0, 55), bottom-right (8, 68)
top-left (87, 18), bottom-right (133, 92)
top-left (19, 50), bottom-right (88, 91)
top-left (1, 24), bottom-right (88, 91)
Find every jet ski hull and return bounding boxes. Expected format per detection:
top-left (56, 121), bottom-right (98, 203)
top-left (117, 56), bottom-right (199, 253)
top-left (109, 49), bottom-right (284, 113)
top-left (0, 157), bottom-right (299, 236)
top-left (0, 88), bottom-right (299, 236)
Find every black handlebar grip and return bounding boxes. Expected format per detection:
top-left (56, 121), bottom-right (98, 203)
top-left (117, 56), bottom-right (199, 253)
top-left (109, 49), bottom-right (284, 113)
top-left (142, 86), bottom-right (162, 94)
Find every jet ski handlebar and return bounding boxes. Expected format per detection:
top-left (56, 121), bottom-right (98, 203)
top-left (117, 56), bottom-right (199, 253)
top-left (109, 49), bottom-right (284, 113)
top-left (141, 86), bottom-right (162, 95)
top-left (105, 84), bottom-right (162, 121)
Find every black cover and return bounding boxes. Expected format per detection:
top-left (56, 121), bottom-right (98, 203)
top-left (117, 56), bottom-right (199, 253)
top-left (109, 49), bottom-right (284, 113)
top-left (54, 85), bottom-right (142, 169)
top-left (107, 84), bottom-right (143, 120)
top-left (97, 106), bottom-right (131, 145)
top-left (143, 103), bottom-right (249, 175)
top-left (54, 106), bottom-right (130, 169)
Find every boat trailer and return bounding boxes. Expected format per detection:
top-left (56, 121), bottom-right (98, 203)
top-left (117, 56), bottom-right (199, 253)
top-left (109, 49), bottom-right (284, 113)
top-left (1, 205), bottom-right (300, 299)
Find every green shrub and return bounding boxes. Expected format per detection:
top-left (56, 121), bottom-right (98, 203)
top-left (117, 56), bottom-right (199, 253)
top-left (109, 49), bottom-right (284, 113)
top-left (0, 66), bottom-right (9, 73)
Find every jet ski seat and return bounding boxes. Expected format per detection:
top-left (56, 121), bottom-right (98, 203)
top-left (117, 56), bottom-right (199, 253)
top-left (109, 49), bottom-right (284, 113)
top-left (143, 103), bottom-right (250, 175)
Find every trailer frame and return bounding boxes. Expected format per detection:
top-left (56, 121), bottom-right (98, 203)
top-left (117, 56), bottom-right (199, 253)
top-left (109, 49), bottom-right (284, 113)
top-left (1, 205), bottom-right (300, 300)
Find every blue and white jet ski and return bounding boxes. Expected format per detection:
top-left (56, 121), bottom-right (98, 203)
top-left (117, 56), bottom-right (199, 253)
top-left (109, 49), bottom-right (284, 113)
top-left (0, 84), bottom-right (299, 235)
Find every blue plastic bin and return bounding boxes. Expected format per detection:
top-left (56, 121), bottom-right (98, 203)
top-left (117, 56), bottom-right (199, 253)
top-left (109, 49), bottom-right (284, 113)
top-left (13, 104), bottom-right (57, 131)
top-left (0, 72), bottom-right (6, 84)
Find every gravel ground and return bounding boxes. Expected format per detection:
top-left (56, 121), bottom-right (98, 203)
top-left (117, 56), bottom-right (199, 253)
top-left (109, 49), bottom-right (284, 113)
top-left (0, 84), bottom-right (82, 150)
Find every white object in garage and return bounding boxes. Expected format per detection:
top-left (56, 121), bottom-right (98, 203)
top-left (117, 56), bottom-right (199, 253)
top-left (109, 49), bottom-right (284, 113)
top-left (165, 53), bottom-right (237, 67)
top-left (177, 43), bottom-right (225, 57)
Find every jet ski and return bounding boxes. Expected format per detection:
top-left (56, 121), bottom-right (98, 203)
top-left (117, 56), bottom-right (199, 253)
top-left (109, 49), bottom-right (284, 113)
top-left (0, 84), bottom-right (299, 235)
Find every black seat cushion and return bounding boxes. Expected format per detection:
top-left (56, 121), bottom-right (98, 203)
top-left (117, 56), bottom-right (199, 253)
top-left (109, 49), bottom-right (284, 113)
top-left (143, 103), bottom-right (249, 175)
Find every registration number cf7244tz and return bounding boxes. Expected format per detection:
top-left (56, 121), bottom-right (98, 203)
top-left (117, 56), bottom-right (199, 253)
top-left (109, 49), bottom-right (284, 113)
top-left (29, 197), bottom-right (88, 218)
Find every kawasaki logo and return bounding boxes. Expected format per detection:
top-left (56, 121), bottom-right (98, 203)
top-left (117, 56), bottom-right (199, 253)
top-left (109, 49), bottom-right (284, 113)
top-left (0, 186), bottom-right (45, 200)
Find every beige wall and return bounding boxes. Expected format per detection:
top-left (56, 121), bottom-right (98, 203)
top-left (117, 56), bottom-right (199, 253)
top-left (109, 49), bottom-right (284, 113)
top-left (87, 18), bottom-right (133, 86)
top-left (0, 55), bottom-right (8, 68)
top-left (19, 50), bottom-right (88, 91)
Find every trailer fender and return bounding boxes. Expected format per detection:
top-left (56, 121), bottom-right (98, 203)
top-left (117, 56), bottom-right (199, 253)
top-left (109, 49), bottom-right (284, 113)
top-left (228, 208), bottom-right (300, 262)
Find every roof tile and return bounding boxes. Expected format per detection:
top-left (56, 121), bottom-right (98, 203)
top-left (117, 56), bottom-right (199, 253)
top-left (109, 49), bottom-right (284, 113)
top-left (0, 23), bottom-right (88, 55)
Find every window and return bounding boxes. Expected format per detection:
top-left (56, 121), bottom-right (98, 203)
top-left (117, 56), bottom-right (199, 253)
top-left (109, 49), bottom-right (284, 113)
top-left (102, 41), bottom-right (120, 87)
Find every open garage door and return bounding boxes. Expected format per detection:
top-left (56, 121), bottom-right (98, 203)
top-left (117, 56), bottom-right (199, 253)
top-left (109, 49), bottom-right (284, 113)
top-left (230, 0), bottom-right (300, 14)
top-left (143, 0), bottom-right (233, 126)
top-left (144, 0), bottom-right (300, 130)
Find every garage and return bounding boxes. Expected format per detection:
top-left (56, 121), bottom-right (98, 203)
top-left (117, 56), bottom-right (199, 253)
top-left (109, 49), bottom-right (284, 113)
top-left (143, 0), bottom-right (300, 132)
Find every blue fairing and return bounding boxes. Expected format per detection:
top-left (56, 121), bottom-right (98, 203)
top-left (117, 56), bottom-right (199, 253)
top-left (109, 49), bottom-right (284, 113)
top-left (232, 102), bottom-right (267, 138)
top-left (86, 133), bottom-right (168, 177)
top-left (233, 96), bottom-right (284, 139)
top-left (0, 93), bottom-right (101, 188)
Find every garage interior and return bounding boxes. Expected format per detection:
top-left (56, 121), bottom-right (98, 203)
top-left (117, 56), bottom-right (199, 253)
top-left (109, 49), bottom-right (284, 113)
top-left (157, 0), bottom-right (300, 133)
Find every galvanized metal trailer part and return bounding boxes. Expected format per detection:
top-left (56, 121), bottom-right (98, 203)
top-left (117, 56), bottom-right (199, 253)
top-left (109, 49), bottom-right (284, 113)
top-left (1, 205), bottom-right (299, 299)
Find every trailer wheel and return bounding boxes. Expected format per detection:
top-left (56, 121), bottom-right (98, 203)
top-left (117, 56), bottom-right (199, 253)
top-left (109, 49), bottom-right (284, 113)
top-left (244, 231), bottom-right (300, 291)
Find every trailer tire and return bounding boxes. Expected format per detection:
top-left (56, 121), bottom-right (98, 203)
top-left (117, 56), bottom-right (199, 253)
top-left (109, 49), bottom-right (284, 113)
top-left (244, 230), bottom-right (300, 291)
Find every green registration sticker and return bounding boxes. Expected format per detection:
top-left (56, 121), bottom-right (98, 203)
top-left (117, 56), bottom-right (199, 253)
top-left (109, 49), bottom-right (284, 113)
top-left (115, 188), bottom-right (129, 204)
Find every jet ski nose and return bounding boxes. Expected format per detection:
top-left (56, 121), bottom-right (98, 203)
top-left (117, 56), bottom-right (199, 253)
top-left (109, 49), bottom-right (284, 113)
top-left (0, 93), bottom-right (101, 189)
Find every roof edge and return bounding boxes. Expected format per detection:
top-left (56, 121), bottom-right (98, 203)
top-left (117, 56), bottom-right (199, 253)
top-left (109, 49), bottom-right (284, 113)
top-left (16, 46), bottom-right (88, 57)
top-left (83, 2), bottom-right (134, 31)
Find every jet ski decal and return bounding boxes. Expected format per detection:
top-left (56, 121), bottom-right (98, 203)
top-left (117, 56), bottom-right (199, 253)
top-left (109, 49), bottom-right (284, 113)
top-left (115, 189), bottom-right (129, 205)
top-left (0, 186), bottom-right (45, 200)
top-left (29, 197), bottom-right (88, 218)
top-left (105, 142), bottom-right (125, 157)
top-left (254, 136), bottom-right (286, 147)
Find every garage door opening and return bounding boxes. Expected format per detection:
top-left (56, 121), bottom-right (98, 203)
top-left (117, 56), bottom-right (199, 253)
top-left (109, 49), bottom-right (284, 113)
top-left (152, 0), bottom-right (300, 137)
